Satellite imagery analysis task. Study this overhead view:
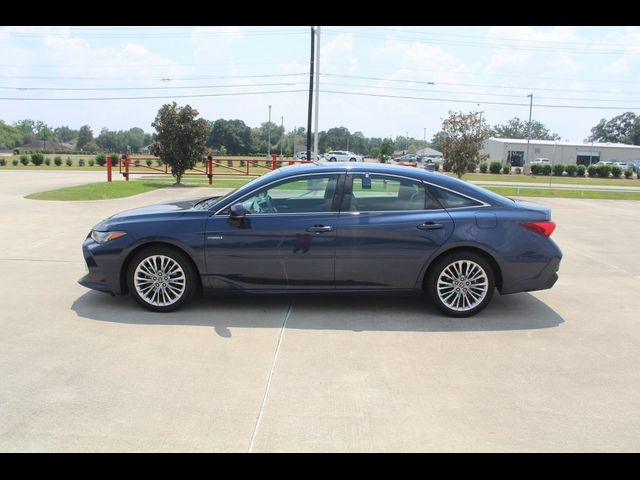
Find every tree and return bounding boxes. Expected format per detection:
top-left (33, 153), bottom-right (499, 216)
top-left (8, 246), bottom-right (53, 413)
top-left (54, 125), bottom-right (78, 143)
top-left (379, 137), bottom-right (394, 162)
top-left (76, 125), bottom-right (95, 151)
top-left (207, 119), bottom-right (252, 155)
top-left (588, 112), bottom-right (640, 145)
top-left (491, 117), bottom-right (560, 140)
top-left (149, 102), bottom-right (208, 185)
top-left (13, 119), bottom-right (36, 144)
top-left (441, 111), bottom-right (491, 179)
top-left (430, 131), bottom-right (448, 152)
top-left (0, 121), bottom-right (23, 149)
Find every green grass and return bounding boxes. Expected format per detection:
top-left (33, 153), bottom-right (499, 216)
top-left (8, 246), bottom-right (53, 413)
top-left (453, 172), bottom-right (639, 186)
top-left (485, 186), bottom-right (640, 201)
top-left (26, 181), bottom-right (170, 201)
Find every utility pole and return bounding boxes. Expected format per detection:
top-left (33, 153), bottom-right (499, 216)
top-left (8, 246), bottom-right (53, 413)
top-left (280, 116), bottom-right (284, 159)
top-left (525, 93), bottom-right (533, 165)
top-left (406, 131), bottom-right (409, 153)
top-left (306, 26), bottom-right (315, 162)
top-left (423, 127), bottom-right (426, 143)
top-left (292, 125), bottom-right (296, 157)
top-left (267, 105), bottom-right (272, 158)
top-left (313, 26), bottom-right (321, 159)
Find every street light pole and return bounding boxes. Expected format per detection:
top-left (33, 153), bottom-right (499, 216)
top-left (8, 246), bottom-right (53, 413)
top-left (423, 127), bottom-right (426, 143)
top-left (525, 93), bottom-right (533, 166)
top-left (406, 131), bottom-right (409, 153)
top-left (280, 116), bottom-right (284, 159)
top-left (267, 105), bottom-right (272, 158)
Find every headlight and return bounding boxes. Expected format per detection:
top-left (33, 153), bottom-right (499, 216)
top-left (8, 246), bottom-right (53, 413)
top-left (91, 230), bottom-right (127, 244)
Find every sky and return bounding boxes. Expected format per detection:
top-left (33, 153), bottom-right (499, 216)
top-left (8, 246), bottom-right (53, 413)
top-left (1, 25), bottom-right (640, 143)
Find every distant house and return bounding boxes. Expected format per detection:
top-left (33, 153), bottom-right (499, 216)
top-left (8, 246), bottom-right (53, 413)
top-left (20, 140), bottom-right (74, 151)
top-left (415, 147), bottom-right (443, 157)
top-left (139, 145), bottom-right (152, 154)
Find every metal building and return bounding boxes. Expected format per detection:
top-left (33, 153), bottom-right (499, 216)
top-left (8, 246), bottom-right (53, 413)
top-left (481, 138), bottom-right (640, 166)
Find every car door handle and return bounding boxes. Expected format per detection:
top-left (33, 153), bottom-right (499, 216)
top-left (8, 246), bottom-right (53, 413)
top-left (417, 222), bottom-right (443, 231)
top-left (306, 225), bottom-right (334, 233)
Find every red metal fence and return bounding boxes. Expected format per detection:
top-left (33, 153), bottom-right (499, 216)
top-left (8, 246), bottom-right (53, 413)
top-left (106, 154), bottom-right (312, 184)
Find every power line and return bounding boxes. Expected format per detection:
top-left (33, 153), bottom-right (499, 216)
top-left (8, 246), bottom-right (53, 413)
top-left (322, 73), bottom-right (640, 95)
top-left (347, 26), bottom-right (640, 49)
top-left (321, 89), bottom-right (640, 110)
top-left (0, 72), bottom-right (307, 81)
top-left (323, 29), bottom-right (640, 55)
top-left (0, 89), bottom-right (306, 101)
top-left (1, 81), bottom-right (299, 91)
top-left (320, 81), bottom-right (640, 103)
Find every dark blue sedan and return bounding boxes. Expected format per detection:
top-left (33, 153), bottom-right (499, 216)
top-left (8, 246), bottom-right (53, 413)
top-left (79, 163), bottom-right (561, 317)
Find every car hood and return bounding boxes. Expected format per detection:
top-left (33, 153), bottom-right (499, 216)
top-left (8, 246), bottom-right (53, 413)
top-left (93, 196), bottom-right (211, 230)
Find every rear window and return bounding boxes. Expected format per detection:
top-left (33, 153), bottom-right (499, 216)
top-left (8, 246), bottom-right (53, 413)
top-left (433, 187), bottom-right (483, 209)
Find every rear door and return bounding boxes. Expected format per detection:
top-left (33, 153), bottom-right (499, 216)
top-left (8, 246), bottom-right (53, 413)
top-left (333, 172), bottom-right (454, 290)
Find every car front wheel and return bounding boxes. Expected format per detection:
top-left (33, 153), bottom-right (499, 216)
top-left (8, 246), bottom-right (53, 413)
top-left (426, 252), bottom-right (495, 317)
top-left (127, 246), bottom-right (197, 312)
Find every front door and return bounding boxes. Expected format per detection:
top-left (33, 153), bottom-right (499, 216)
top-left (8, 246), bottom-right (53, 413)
top-left (334, 173), bottom-right (454, 290)
top-left (204, 173), bottom-right (341, 291)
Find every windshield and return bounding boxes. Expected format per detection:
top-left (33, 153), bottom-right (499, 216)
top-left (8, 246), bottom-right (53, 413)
top-left (194, 169), bottom-right (283, 211)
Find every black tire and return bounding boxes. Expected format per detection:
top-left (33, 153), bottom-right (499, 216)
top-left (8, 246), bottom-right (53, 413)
top-left (426, 251), bottom-right (495, 317)
top-left (349, 157), bottom-right (356, 162)
top-left (329, 157), bottom-right (337, 162)
top-left (127, 245), bottom-right (198, 312)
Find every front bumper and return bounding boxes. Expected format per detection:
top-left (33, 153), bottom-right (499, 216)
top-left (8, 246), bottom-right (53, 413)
top-left (77, 236), bottom-right (120, 295)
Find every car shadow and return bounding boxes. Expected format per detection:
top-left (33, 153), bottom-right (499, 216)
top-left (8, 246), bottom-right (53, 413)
top-left (71, 291), bottom-right (564, 337)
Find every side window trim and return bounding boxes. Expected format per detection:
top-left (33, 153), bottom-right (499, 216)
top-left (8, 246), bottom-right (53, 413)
top-left (343, 173), bottom-right (432, 213)
top-left (215, 172), bottom-right (344, 216)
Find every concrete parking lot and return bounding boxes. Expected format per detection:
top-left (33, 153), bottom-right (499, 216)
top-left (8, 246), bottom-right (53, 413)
top-left (1, 170), bottom-right (639, 452)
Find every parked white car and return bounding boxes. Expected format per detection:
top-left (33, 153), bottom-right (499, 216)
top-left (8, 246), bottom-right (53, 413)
top-left (325, 150), bottom-right (363, 162)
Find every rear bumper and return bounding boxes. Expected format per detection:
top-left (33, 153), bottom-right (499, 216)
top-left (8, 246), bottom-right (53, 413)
top-left (501, 256), bottom-right (561, 295)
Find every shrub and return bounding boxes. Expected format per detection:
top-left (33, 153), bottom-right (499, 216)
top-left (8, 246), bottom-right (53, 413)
top-left (587, 164), bottom-right (597, 177)
top-left (88, 159), bottom-right (95, 167)
top-left (552, 163), bottom-right (565, 176)
top-left (54, 156), bottom-right (62, 166)
top-left (13, 149), bottom-right (19, 155)
top-left (514, 167), bottom-right (522, 174)
top-left (156, 160), bottom-right (163, 167)
top-left (530, 163), bottom-right (543, 175)
top-left (65, 157), bottom-right (73, 167)
top-left (134, 159), bottom-right (141, 166)
top-left (479, 162), bottom-right (488, 173)
top-left (489, 161), bottom-right (502, 174)
top-left (596, 163), bottom-right (611, 178)
top-left (624, 168), bottom-right (633, 179)
top-left (577, 165), bottom-right (586, 177)
top-left (502, 165), bottom-right (510, 174)
top-left (0, 158), bottom-right (6, 166)
top-left (31, 153), bottom-right (45, 166)
top-left (565, 164), bottom-right (577, 177)
top-left (78, 158), bottom-right (85, 167)
top-left (542, 164), bottom-right (552, 176)
top-left (146, 159), bottom-right (152, 167)
top-left (611, 165), bottom-right (622, 178)
top-left (44, 158), bottom-right (51, 166)
top-left (19, 155), bottom-right (29, 166)
top-left (12, 159), bottom-right (18, 166)
top-left (95, 154), bottom-right (106, 167)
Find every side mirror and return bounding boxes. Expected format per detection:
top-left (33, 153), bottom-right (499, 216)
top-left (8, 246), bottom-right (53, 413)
top-left (229, 203), bottom-right (248, 218)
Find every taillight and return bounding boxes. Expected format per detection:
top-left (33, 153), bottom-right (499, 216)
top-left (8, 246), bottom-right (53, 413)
top-left (521, 221), bottom-right (556, 237)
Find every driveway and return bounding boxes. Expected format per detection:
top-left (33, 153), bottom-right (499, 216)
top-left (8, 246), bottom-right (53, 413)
top-left (1, 171), bottom-right (639, 452)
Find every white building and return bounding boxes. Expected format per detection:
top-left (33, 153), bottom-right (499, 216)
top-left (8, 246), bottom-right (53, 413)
top-left (481, 137), bottom-right (640, 166)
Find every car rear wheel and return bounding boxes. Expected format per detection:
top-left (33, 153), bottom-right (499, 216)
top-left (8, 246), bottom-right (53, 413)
top-left (329, 157), bottom-right (337, 162)
top-left (349, 157), bottom-right (356, 162)
top-left (127, 246), bottom-right (197, 312)
top-left (426, 252), bottom-right (495, 317)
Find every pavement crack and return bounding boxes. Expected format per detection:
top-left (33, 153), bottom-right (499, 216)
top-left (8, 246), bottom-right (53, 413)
top-left (247, 300), bottom-right (292, 453)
